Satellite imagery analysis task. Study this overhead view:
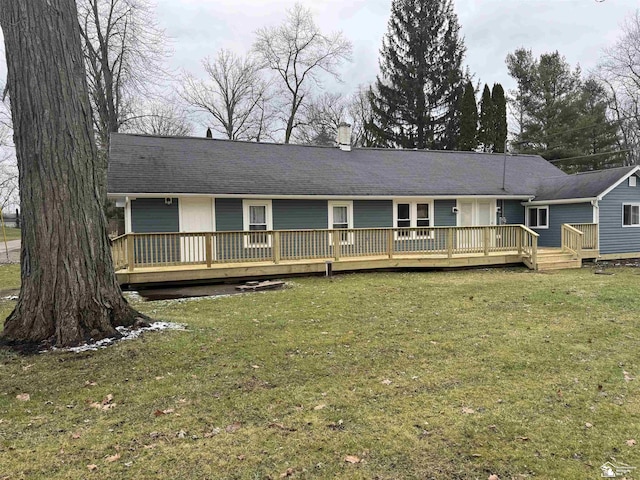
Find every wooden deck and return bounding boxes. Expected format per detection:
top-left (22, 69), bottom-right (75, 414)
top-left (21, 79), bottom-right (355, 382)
top-left (111, 224), bottom-right (599, 285)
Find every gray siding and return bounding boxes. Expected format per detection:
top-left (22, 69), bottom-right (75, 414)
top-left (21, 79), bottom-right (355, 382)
top-left (354, 200), bottom-right (393, 228)
top-left (532, 203), bottom-right (593, 247)
top-left (599, 178), bottom-right (640, 254)
top-left (434, 200), bottom-right (456, 227)
top-left (215, 198), bottom-right (243, 231)
top-left (274, 200), bottom-right (327, 230)
top-left (131, 198), bottom-right (179, 233)
top-left (502, 200), bottom-right (525, 225)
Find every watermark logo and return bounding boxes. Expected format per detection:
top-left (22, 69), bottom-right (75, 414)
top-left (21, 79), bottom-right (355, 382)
top-left (601, 461), bottom-right (636, 477)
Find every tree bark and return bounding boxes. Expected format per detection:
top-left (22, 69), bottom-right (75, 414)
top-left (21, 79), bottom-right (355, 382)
top-left (0, 0), bottom-right (143, 347)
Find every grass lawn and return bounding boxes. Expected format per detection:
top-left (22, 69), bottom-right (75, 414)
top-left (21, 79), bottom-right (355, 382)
top-left (0, 265), bottom-right (639, 479)
top-left (1, 227), bottom-right (20, 241)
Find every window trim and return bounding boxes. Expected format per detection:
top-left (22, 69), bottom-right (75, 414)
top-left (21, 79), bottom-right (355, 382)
top-left (526, 205), bottom-right (549, 229)
top-left (242, 199), bottom-right (273, 247)
top-left (392, 199), bottom-right (434, 239)
top-left (622, 203), bottom-right (640, 228)
top-left (328, 200), bottom-right (354, 245)
top-left (630, 176), bottom-right (637, 187)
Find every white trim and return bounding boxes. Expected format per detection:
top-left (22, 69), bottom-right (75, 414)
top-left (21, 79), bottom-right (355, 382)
top-left (524, 197), bottom-right (597, 206)
top-left (327, 200), bottom-right (354, 245)
top-left (393, 199), bottom-right (435, 239)
top-left (622, 203), bottom-right (640, 227)
top-left (455, 199), bottom-right (497, 227)
top-left (526, 205), bottom-right (549, 230)
top-left (242, 199), bottom-right (272, 247)
top-left (630, 176), bottom-right (637, 187)
top-left (597, 166), bottom-right (640, 199)
top-left (124, 196), bottom-right (132, 233)
top-left (109, 192), bottom-right (532, 201)
top-left (592, 201), bottom-right (599, 224)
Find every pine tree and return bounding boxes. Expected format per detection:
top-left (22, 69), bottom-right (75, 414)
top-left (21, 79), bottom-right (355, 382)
top-left (367, 0), bottom-right (466, 149)
top-left (458, 81), bottom-right (478, 151)
top-left (478, 84), bottom-right (494, 152)
top-left (492, 83), bottom-right (507, 153)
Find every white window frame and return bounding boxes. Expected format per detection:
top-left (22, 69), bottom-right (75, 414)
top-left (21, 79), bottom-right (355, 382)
top-left (392, 199), bottom-right (434, 239)
top-left (630, 176), bottom-right (637, 187)
top-left (242, 199), bottom-right (273, 247)
top-left (622, 203), bottom-right (640, 227)
top-left (328, 200), bottom-right (354, 245)
top-left (526, 206), bottom-right (549, 229)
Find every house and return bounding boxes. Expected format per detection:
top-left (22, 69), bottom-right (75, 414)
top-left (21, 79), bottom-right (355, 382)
top-left (106, 129), bottom-right (640, 283)
top-left (1, 210), bottom-right (18, 228)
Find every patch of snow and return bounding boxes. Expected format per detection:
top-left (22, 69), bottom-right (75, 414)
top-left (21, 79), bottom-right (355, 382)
top-left (123, 291), bottom-right (143, 302)
top-left (2, 295), bottom-right (18, 301)
top-left (49, 322), bottom-right (187, 354)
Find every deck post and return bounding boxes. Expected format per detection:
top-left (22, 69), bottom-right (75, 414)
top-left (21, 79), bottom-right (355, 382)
top-left (517, 227), bottom-right (522, 255)
top-left (387, 229), bottom-right (394, 259)
top-left (532, 236), bottom-right (538, 269)
top-left (333, 230), bottom-right (341, 261)
top-left (447, 228), bottom-right (453, 258)
top-left (273, 231), bottom-right (281, 264)
top-left (205, 233), bottom-right (212, 267)
top-left (127, 234), bottom-right (135, 272)
top-left (483, 227), bottom-right (490, 256)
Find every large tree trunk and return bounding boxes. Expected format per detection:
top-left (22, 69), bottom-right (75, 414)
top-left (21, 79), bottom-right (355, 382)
top-left (0, 0), bottom-right (143, 347)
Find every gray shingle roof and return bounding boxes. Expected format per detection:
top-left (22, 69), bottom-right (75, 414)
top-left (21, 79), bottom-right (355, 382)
top-left (533, 166), bottom-right (637, 201)
top-left (108, 133), bottom-right (567, 197)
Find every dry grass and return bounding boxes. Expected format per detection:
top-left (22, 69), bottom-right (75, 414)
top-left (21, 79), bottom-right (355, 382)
top-left (0, 265), bottom-right (639, 479)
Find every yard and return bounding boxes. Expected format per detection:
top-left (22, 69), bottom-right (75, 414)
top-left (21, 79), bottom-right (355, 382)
top-left (0, 264), bottom-right (639, 479)
top-left (1, 227), bottom-right (20, 242)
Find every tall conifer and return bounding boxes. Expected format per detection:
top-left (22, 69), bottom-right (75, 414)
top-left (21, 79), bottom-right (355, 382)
top-left (492, 83), bottom-right (507, 153)
top-left (458, 81), bottom-right (478, 151)
top-left (367, 0), bottom-right (466, 149)
top-left (478, 84), bottom-right (494, 152)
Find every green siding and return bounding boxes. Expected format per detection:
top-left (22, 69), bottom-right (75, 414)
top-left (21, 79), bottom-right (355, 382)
top-left (532, 203), bottom-right (593, 247)
top-left (599, 177), bottom-right (640, 254)
top-left (434, 200), bottom-right (456, 227)
top-left (274, 200), bottom-right (327, 230)
top-left (131, 198), bottom-right (179, 232)
top-left (354, 200), bottom-right (392, 228)
top-left (215, 198), bottom-right (243, 231)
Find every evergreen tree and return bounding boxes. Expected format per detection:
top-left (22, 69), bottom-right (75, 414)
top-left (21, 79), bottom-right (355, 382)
top-left (367, 0), bottom-right (466, 149)
top-left (458, 81), bottom-right (478, 151)
top-left (478, 84), bottom-right (494, 152)
top-left (491, 83), bottom-right (507, 153)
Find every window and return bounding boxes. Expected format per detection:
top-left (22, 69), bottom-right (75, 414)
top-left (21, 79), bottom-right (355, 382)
top-left (328, 201), bottom-right (353, 244)
top-left (623, 204), bottom-right (640, 227)
top-left (527, 206), bottom-right (549, 229)
top-left (393, 200), bottom-right (433, 238)
top-left (631, 176), bottom-right (637, 187)
top-left (243, 200), bottom-right (272, 247)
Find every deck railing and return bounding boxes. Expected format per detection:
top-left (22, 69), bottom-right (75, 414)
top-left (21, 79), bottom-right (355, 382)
top-left (561, 224), bottom-right (584, 259)
top-left (111, 225), bottom-right (540, 272)
top-left (568, 223), bottom-right (598, 250)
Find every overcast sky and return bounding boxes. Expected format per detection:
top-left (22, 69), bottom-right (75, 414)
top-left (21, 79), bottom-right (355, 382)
top-left (0, 0), bottom-right (638, 119)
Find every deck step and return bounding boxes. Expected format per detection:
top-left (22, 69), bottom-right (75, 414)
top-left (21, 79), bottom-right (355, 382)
top-left (536, 259), bottom-right (582, 271)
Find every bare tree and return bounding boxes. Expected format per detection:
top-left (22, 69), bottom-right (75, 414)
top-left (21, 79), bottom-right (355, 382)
top-left (253, 3), bottom-right (353, 143)
top-left (0, 97), bottom-right (17, 213)
top-left (181, 50), bottom-right (269, 140)
top-left (348, 86), bottom-right (376, 147)
top-left (78, 0), bottom-right (169, 153)
top-left (126, 97), bottom-right (193, 136)
top-left (596, 10), bottom-right (640, 164)
top-left (0, 0), bottom-right (143, 346)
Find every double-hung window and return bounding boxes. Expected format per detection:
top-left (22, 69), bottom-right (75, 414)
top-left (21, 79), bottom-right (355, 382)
top-left (243, 200), bottom-right (272, 247)
top-left (328, 201), bottom-right (353, 244)
top-left (623, 204), bottom-right (640, 227)
top-left (527, 206), bottom-right (548, 229)
top-left (393, 200), bottom-right (433, 239)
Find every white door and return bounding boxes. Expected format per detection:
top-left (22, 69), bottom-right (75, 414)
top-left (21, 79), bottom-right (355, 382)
top-left (179, 198), bottom-right (214, 263)
top-left (457, 200), bottom-right (496, 250)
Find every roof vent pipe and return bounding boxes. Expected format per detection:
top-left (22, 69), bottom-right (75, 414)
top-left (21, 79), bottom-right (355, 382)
top-left (337, 123), bottom-right (352, 152)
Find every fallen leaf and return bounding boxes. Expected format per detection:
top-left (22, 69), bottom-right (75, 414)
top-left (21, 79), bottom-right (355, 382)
top-left (313, 404), bottom-right (326, 411)
top-left (488, 475), bottom-right (499, 480)
top-left (22, 364), bottom-right (34, 371)
top-left (16, 393), bottom-right (30, 402)
top-left (153, 410), bottom-right (165, 417)
top-left (176, 430), bottom-right (187, 439)
top-left (84, 381), bottom-right (97, 387)
top-left (516, 436), bottom-right (529, 441)
top-left (381, 379), bottom-right (392, 385)
top-left (237, 455), bottom-right (246, 460)
top-left (462, 407), bottom-right (475, 414)
top-left (71, 432), bottom-right (82, 439)
top-left (623, 371), bottom-right (635, 382)
top-left (280, 467), bottom-right (295, 477)
top-left (251, 365), bottom-right (260, 369)
top-left (87, 464), bottom-right (98, 471)
top-left (268, 422), bottom-right (297, 432)
top-left (155, 376), bottom-right (164, 381)
top-left (345, 455), bottom-right (361, 464)
top-left (585, 422), bottom-right (593, 428)
top-left (627, 439), bottom-right (637, 446)
top-left (105, 453), bottom-right (120, 463)
top-left (225, 422), bottom-right (241, 433)
top-left (204, 427), bottom-right (221, 438)
top-left (103, 394), bottom-right (114, 404)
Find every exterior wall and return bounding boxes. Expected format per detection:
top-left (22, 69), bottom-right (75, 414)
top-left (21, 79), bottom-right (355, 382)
top-left (354, 200), bottom-right (393, 228)
top-left (434, 200), bottom-right (456, 227)
top-left (501, 200), bottom-right (525, 226)
top-left (215, 198), bottom-right (243, 231)
top-left (131, 198), bottom-right (179, 233)
top-left (599, 179), bottom-right (640, 254)
top-left (531, 203), bottom-right (593, 247)
top-left (273, 200), bottom-right (328, 230)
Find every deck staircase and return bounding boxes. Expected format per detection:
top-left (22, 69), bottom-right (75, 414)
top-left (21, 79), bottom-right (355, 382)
top-left (534, 249), bottom-right (582, 271)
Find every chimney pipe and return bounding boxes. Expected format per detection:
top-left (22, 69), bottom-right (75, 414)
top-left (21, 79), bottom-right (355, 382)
top-left (337, 122), bottom-right (352, 151)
